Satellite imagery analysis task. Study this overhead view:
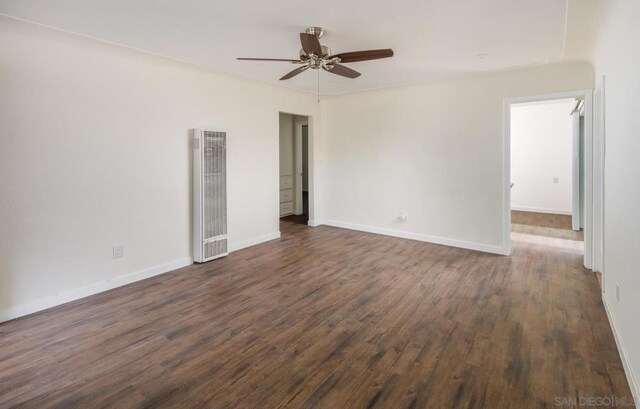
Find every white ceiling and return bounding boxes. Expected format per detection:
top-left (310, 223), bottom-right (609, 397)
top-left (0, 0), bottom-right (569, 94)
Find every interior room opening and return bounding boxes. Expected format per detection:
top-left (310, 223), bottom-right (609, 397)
top-left (509, 98), bottom-right (585, 252)
top-left (279, 112), bottom-right (310, 230)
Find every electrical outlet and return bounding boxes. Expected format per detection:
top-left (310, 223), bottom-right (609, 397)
top-left (616, 283), bottom-right (620, 302)
top-left (398, 212), bottom-right (408, 222)
top-left (553, 177), bottom-right (559, 184)
top-left (112, 245), bottom-right (124, 259)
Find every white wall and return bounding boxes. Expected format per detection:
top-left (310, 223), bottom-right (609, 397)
top-left (510, 99), bottom-right (575, 215)
top-left (589, 0), bottom-right (640, 399)
top-left (0, 16), bottom-right (321, 321)
top-left (320, 61), bottom-right (593, 254)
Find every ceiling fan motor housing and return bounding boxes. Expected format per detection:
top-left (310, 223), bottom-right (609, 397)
top-left (305, 26), bottom-right (325, 39)
top-left (299, 45), bottom-right (334, 68)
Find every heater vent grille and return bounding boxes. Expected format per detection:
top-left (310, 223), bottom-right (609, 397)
top-left (194, 129), bottom-right (228, 263)
top-left (204, 238), bottom-right (228, 260)
top-left (203, 131), bottom-right (227, 240)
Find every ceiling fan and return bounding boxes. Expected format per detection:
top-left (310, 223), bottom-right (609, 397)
top-left (237, 27), bottom-right (394, 80)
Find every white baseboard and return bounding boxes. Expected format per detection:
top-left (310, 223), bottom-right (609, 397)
top-left (229, 231), bottom-right (281, 252)
top-left (0, 257), bottom-right (193, 323)
top-left (602, 293), bottom-right (639, 403)
top-left (511, 206), bottom-right (572, 215)
top-left (307, 219), bottom-right (323, 227)
top-left (322, 219), bottom-right (508, 255)
top-left (0, 231), bottom-right (283, 324)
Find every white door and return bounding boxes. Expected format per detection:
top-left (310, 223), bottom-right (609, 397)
top-left (571, 111), bottom-right (580, 231)
top-left (593, 78), bottom-right (605, 276)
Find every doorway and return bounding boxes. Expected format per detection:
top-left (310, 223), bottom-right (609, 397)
top-left (510, 98), bottom-right (583, 241)
top-left (504, 90), bottom-right (594, 269)
top-left (279, 112), bottom-right (310, 229)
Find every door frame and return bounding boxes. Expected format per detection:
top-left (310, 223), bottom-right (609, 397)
top-left (293, 119), bottom-right (308, 215)
top-left (571, 110), bottom-right (581, 231)
top-left (593, 76), bottom-right (606, 282)
top-left (503, 89), bottom-right (594, 269)
top-left (278, 111), bottom-right (315, 227)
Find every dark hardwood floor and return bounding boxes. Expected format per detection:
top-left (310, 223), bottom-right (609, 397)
top-left (280, 214), bottom-right (309, 225)
top-left (0, 221), bottom-right (633, 408)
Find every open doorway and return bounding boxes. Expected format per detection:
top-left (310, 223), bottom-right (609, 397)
top-left (279, 112), bottom-right (310, 229)
top-left (510, 98), bottom-right (583, 242)
top-left (504, 90), bottom-right (594, 270)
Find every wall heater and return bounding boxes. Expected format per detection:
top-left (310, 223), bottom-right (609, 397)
top-left (193, 129), bottom-right (228, 263)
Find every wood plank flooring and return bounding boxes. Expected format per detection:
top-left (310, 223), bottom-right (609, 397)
top-left (0, 221), bottom-right (633, 408)
top-left (511, 211), bottom-right (583, 241)
top-left (511, 210), bottom-right (572, 230)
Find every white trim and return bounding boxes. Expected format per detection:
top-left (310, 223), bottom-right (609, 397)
top-left (583, 91), bottom-right (594, 270)
top-left (278, 111), bottom-right (315, 224)
top-left (602, 293), bottom-right (640, 404)
top-left (0, 231), bottom-right (282, 323)
top-left (322, 219), bottom-right (508, 255)
top-left (593, 76), bottom-right (606, 275)
top-left (503, 99), bottom-right (512, 255)
top-left (571, 111), bottom-right (581, 231)
top-left (510, 206), bottom-right (572, 215)
top-left (229, 231), bottom-right (281, 252)
top-left (307, 219), bottom-right (323, 227)
top-left (293, 120), bottom-right (307, 216)
top-left (0, 257), bottom-right (193, 323)
top-left (504, 89), bottom-right (593, 267)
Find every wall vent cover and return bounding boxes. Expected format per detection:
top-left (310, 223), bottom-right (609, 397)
top-left (204, 238), bottom-right (228, 260)
top-left (193, 129), bottom-right (228, 263)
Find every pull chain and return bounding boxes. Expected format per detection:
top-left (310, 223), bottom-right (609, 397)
top-left (317, 69), bottom-right (320, 103)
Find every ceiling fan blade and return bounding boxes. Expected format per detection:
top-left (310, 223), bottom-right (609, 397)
top-left (300, 33), bottom-right (323, 56)
top-left (330, 49), bottom-right (394, 63)
top-left (323, 64), bottom-right (361, 79)
top-left (280, 65), bottom-right (310, 80)
top-left (237, 57), bottom-right (301, 62)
